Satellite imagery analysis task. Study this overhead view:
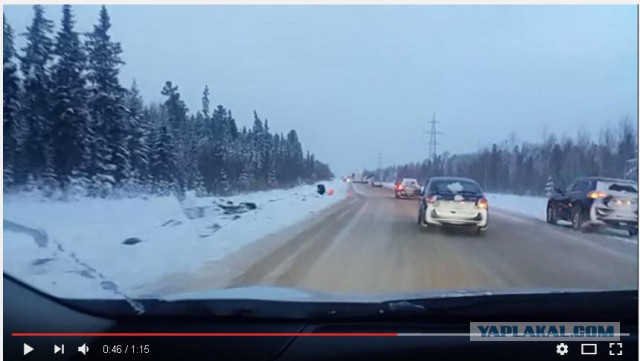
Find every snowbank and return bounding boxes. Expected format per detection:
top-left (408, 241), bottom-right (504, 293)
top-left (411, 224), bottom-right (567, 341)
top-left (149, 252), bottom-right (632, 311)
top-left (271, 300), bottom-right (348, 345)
top-left (485, 193), bottom-right (548, 221)
top-left (377, 183), bottom-right (547, 220)
top-left (382, 182), bottom-right (396, 190)
top-left (4, 180), bottom-right (347, 299)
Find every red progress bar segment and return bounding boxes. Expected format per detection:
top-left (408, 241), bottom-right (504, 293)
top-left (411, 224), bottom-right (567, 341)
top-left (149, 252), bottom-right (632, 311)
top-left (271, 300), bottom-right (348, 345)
top-left (13, 332), bottom-right (398, 337)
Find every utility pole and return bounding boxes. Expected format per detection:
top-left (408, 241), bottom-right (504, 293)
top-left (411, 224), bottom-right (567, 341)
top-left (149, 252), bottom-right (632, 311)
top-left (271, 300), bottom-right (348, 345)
top-left (427, 113), bottom-right (443, 162)
top-left (377, 152), bottom-right (383, 180)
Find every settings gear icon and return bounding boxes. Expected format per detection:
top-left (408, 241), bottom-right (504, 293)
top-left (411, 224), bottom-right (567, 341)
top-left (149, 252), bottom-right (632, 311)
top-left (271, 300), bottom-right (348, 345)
top-left (556, 343), bottom-right (569, 356)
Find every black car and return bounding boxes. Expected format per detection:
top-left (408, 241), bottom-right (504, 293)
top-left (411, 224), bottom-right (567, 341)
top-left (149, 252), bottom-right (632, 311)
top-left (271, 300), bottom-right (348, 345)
top-left (546, 177), bottom-right (638, 236)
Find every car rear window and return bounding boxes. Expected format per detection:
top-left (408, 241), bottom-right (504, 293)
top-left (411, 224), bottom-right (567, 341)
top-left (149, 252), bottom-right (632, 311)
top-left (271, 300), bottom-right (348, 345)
top-left (606, 183), bottom-right (638, 193)
top-left (430, 180), bottom-right (482, 195)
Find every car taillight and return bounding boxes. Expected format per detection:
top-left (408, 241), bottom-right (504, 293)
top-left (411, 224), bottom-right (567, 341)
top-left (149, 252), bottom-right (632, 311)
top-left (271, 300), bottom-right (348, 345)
top-left (397, 185), bottom-right (404, 190)
top-left (426, 195), bottom-right (437, 204)
top-left (477, 197), bottom-right (488, 209)
top-left (588, 191), bottom-right (608, 199)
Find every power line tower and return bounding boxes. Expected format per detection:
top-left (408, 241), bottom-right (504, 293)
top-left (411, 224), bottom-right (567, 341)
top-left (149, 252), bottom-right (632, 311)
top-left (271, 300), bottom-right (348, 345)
top-left (427, 113), bottom-right (443, 162)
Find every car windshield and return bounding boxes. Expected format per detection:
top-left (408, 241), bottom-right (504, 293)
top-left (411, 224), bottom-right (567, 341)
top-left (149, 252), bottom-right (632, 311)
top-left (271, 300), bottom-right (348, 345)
top-left (3, 4), bottom-right (638, 313)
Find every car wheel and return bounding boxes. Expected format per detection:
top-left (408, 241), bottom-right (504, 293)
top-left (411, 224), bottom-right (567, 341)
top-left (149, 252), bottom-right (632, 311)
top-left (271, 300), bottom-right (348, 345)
top-left (571, 207), bottom-right (584, 232)
top-left (629, 229), bottom-right (638, 237)
top-left (546, 205), bottom-right (557, 225)
top-left (475, 226), bottom-right (487, 236)
top-left (395, 193), bottom-right (399, 199)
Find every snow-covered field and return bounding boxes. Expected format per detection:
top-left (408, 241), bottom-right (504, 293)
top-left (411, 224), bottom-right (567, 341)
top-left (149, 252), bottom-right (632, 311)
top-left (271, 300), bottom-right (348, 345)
top-left (4, 181), bottom-right (347, 300)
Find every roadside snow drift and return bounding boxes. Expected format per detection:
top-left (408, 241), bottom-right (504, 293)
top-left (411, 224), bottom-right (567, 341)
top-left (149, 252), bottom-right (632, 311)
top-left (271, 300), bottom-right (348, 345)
top-left (4, 181), bottom-right (347, 300)
top-left (485, 193), bottom-right (548, 222)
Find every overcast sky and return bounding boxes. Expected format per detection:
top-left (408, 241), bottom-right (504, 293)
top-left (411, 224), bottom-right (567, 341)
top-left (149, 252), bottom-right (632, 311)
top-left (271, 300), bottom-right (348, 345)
top-left (4, 5), bottom-right (637, 175)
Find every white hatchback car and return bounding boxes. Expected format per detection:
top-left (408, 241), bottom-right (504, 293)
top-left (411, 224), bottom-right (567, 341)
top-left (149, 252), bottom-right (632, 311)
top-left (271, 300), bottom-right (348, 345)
top-left (417, 177), bottom-right (488, 235)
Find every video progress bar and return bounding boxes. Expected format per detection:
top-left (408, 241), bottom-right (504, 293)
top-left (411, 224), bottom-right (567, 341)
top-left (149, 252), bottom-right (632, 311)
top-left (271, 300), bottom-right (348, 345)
top-left (12, 332), bottom-right (631, 337)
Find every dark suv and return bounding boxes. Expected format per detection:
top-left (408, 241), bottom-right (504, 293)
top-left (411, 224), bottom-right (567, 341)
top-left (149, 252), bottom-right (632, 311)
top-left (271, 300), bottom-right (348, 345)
top-left (546, 177), bottom-right (638, 236)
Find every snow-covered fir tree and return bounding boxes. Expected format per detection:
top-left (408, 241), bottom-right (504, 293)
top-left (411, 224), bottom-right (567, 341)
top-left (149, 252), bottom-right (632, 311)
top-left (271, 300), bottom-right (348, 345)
top-left (85, 6), bottom-right (130, 188)
top-left (544, 176), bottom-right (555, 197)
top-left (5, 8), bottom-right (335, 198)
top-left (50, 5), bottom-right (92, 185)
top-left (3, 15), bottom-right (22, 187)
top-left (19, 5), bottom-right (55, 181)
top-left (161, 81), bottom-right (192, 191)
top-left (124, 80), bottom-right (150, 183)
top-left (149, 121), bottom-right (177, 194)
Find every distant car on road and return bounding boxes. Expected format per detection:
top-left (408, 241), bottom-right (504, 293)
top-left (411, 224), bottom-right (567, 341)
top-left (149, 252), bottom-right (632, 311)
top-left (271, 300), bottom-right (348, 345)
top-left (417, 177), bottom-right (488, 235)
top-left (352, 173), bottom-right (368, 183)
top-left (546, 177), bottom-right (638, 236)
top-left (370, 180), bottom-right (383, 187)
top-left (395, 178), bottom-right (421, 199)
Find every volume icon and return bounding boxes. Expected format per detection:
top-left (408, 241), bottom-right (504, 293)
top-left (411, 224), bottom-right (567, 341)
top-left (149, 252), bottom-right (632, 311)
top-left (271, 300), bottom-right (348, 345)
top-left (77, 344), bottom-right (89, 355)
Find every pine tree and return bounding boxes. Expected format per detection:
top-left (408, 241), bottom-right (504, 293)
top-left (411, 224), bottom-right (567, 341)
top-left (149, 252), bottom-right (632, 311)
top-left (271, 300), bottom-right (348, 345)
top-left (20, 5), bottom-right (55, 181)
top-left (201, 85), bottom-right (210, 119)
top-left (544, 176), bottom-right (555, 197)
top-left (218, 169), bottom-right (231, 195)
top-left (85, 5), bottom-right (129, 186)
top-left (160, 81), bottom-right (190, 190)
top-left (194, 85), bottom-right (211, 148)
top-left (125, 80), bottom-right (150, 183)
top-left (193, 171), bottom-right (207, 197)
top-left (238, 162), bottom-right (253, 191)
top-left (284, 130), bottom-right (304, 186)
top-left (267, 159), bottom-right (278, 188)
top-left (198, 105), bottom-right (229, 193)
top-left (3, 15), bottom-right (22, 187)
top-left (251, 111), bottom-right (266, 188)
top-left (617, 118), bottom-right (637, 179)
top-left (50, 5), bottom-right (92, 185)
top-left (161, 81), bottom-right (188, 131)
top-left (150, 123), bottom-right (177, 194)
top-left (626, 148), bottom-right (638, 181)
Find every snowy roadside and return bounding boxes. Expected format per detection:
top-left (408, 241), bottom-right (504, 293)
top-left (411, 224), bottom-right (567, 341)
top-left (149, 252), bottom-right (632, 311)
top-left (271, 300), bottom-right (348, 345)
top-left (381, 184), bottom-right (548, 221)
top-left (485, 193), bottom-right (548, 222)
top-left (4, 180), bottom-right (348, 300)
top-left (485, 193), bottom-right (635, 242)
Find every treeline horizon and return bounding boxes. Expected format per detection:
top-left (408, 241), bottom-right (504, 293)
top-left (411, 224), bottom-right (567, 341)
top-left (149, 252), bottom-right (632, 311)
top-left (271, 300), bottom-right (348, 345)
top-left (3, 5), bottom-right (333, 199)
top-left (365, 119), bottom-right (638, 196)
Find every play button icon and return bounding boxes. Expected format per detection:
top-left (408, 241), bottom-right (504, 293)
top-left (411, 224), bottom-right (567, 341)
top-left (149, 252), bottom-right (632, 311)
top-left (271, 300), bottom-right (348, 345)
top-left (23, 343), bottom-right (34, 355)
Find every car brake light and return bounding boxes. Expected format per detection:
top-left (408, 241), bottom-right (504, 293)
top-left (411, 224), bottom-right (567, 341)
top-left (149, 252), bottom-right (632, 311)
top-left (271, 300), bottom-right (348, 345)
top-left (477, 197), bottom-right (488, 209)
top-left (397, 185), bottom-right (404, 190)
top-left (588, 191), bottom-right (608, 199)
